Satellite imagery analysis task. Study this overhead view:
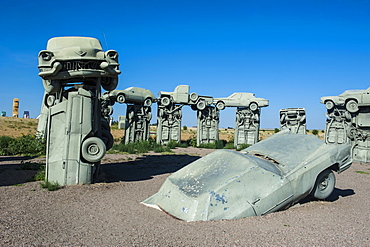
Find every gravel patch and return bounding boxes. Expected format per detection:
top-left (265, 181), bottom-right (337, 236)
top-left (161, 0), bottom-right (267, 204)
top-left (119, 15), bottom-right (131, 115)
top-left (0, 149), bottom-right (369, 246)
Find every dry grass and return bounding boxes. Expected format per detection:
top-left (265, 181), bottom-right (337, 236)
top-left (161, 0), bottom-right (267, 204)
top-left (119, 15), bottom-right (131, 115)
top-left (0, 117), bottom-right (39, 138)
top-left (0, 117), bottom-right (323, 141)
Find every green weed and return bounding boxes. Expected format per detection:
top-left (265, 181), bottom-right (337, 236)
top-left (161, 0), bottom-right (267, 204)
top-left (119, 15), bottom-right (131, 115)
top-left (355, 171), bottom-right (370, 175)
top-left (40, 180), bottom-right (61, 191)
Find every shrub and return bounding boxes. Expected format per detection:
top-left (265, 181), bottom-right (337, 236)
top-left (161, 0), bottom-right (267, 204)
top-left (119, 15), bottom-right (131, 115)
top-left (0, 136), bottom-right (13, 155)
top-left (312, 129), bottom-right (319, 135)
top-left (224, 142), bottom-right (235, 149)
top-left (166, 140), bottom-right (179, 149)
top-left (183, 126), bottom-right (188, 131)
top-left (110, 140), bottom-right (172, 154)
top-left (198, 140), bottom-right (224, 149)
top-left (0, 135), bottom-right (46, 156)
top-left (274, 128), bottom-right (280, 133)
top-left (236, 143), bottom-right (250, 151)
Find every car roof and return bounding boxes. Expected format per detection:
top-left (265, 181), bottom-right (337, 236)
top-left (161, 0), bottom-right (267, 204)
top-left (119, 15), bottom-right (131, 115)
top-left (47, 36), bottom-right (103, 50)
top-left (242, 132), bottom-right (324, 171)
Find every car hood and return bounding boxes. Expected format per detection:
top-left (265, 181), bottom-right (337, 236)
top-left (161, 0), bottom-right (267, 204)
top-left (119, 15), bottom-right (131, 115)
top-left (142, 149), bottom-right (287, 221)
top-left (47, 37), bottom-right (106, 60)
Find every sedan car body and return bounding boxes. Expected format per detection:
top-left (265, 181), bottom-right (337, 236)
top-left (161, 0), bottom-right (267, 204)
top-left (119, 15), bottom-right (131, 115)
top-left (38, 36), bottom-right (121, 92)
top-left (142, 132), bottom-right (352, 221)
top-left (103, 87), bottom-right (156, 106)
top-left (213, 92), bottom-right (269, 110)
top-left (320, 87), bottom-right (370, 113)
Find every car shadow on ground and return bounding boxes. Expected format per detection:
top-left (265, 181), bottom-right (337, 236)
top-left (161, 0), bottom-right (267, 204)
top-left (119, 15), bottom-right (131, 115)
top-left (0, 156), bottom-right (37, 162)
top-left (298, 187), bottom-right (355, 205)
top-left (0, 163), bottom-right (39, 187)
top-left (98, 154), bottom-right (201, 183)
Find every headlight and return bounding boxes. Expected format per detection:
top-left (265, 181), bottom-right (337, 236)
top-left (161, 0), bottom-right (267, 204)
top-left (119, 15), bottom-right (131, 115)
top-left (39, 50), bottom-right (53, 61)
top-left (105, 50), bottom-right (118, 62)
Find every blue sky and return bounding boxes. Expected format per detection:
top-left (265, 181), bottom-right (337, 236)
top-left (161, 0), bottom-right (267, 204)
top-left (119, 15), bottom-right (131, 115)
top-left (1, 0), bottom-right (369, 129)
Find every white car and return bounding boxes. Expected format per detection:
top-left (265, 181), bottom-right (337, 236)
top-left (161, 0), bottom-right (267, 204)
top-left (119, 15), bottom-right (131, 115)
top-left (213, 92), bottom-right (269, 110)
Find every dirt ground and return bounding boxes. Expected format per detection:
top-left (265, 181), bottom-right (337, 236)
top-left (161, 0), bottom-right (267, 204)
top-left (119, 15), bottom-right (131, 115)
top-left (0, 147), bottom-right (369, 246)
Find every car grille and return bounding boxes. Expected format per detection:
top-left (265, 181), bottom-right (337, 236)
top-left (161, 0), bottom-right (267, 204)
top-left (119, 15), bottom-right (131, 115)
top-left (61, 60), bottom-right (101, 71)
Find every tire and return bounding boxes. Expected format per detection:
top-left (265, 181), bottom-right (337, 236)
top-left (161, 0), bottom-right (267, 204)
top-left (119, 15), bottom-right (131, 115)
top-left (158, 108), bottom-right (164, 118)
top-left (101, 77), bottom-right (118, 91)
top-left (102, 130), bottom-right (114, 150)
top-left (144, 98), bottom-right (152, 106)
top-left (189, 92), bottom-right (198, 101)
top-left (102, 106), bottom-right (113, 117)
top-left (101, 120), bottom-right (110, 131)
top-left (344, 111), bottom-right (352, 121)
top-left (116, 94), bottom-right (126, 104)
top-left (197, 100), bottom-right (206, 110)
top-left (346, 100), bottom-right (359, 113)
top-left (81, 137), bottom-right (106, 163)
top-left (325, 100), bottom-right (335, 110)
top-left (43, 79), bottom-right (60, 94)
top-left (249, 102), bottom-right (258, 111)
top-left (45, 94), bottom-right (56, 107)
top-left (216, 101), bottom-right (226, 110)
top-left (161, 97), bottom-right (171, 106)
top-left (190, 104), bottom-right (198, 111)
top-left (311, 169), bottom-right (336, 200)
top-left (347, 127), bottom-right (356, 140)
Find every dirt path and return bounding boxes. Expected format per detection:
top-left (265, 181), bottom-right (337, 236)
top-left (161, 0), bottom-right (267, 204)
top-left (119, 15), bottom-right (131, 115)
top-left (0, 148), bottom-right (369, 246)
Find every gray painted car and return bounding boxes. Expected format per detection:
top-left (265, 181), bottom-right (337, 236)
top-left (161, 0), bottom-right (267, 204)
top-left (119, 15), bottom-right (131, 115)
top-left (213, 92), bottom-right (269, 110)
top-left (104, 87), bottom-right (156, 106)
top-left (320, 87), bottom-right (370, 113)
top-left (142, 132), bottom-right (352, 221)
top-left (38, 36), bottom-right (120, 92)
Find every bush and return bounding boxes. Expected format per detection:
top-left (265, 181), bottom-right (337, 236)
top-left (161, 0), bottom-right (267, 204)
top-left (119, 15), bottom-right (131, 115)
top-left (0, 136), bottom-right (13, 155)
top-left (274, 128), bottom-right (280, 133)
top-left (183, 126), bottom-right (188, 131)
top-left (224, 142), bottom-right (235, 149)
top-left (236, 143), bottom-right (251, 151)
top-left (0, 135), bottom-right (46, 156)
top-left (312, 129), bottom-right (319, 135)
top-left (110, 140), bottom-right (172, 154)
top-left (198, 140), bottom-right (224, 149)
top-left (166, 140), bottom-right (179, 149)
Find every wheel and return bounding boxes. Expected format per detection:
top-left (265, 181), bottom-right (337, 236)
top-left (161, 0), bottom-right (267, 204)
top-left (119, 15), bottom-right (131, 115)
top-left (43, 79), bottom-right (60, 94)
top-left (311, 169), bottom-right (336, 200)
top-left (346, 100), bottom-right (359, 113)
top-left (102, 130), bottom-right (114, 150)
top-left (147, 112), bottom-right (152, 121)
top-left (189, 92), bottom-right (198, 101)
top-left (101, 77), bottom-right (118, 91)
top-left (197, 100), bottom-right (206, 110)
top-left (144, 98), bottom-right (152, 106)
top-left (249, 102), bottom-right (258, 111)
top-left (347, 127), bottom-right (356, 140)
top-left (116, 94), bottom-right (126, 104)
top-left (102, 106), bottom-right (113, 117)
top-left (158, 108), bottom-right (164, 118)
top-left (216, 101), bottom-right (226, 110)
top-left (325, 100), bottom-right (335, 110)
top-left (128, 110), bottom-right (135, 119)
top-left (344, 111), bottom-right (352, 121)
top-left (101, 120), bottom-right (110, 131)
top-left (45, 94), bottom-right (56, 107)
top-left (190, 104), bottom-right (198, 111)
top-left (81, 137), bottom-right (106, 163)
top-left (161, 97), bottom-right (170, 106)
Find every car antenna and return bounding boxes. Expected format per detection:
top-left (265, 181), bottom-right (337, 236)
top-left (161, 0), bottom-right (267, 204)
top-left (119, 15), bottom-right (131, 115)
top-left (102, 29), bottom-right (109, 49)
